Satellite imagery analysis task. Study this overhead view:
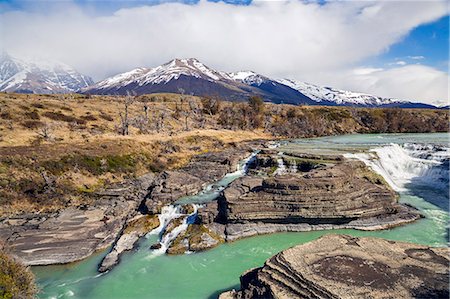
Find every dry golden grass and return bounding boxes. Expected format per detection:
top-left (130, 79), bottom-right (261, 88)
top-left (0, 92), bottom-right (447, 216)
top-left (0, 92), bottom-right (274, 216)
top-left (0, 92), bottom-right (272, 147)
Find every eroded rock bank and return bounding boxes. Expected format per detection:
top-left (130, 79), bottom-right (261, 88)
top-left (0, 174), bottom-right (155, 266)
top-left (144, 147), bottom-right (252, 213)
top-left (0, 142), bottom-right (255, 267)
top-left (219, 234), bottom-right (449, 299)
top-left (178, 150), bottom-right (421, 252)
top-left (98, 145), bottom-right (254, 271)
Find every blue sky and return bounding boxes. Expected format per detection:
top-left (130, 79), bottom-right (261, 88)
top-left (375, 15), bottom-right (449, 72)
top-left (1, 0), bottom-right (449, 104)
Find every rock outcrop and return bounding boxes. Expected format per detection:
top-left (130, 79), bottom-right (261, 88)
top-left (220, 160), bottom-right (398, 223)
top-left (211, 156), bottom-right (420, 241)
top-left (0, 174), bottom-right (155, 266)
top-left (220, 235), bottom-right (449, 299)
top-left (98, 214), bottom-right (159, 272)
top-left (166, 224), bottom-right (224, 254)
top-left (145, 149), bottom-right (251, 213)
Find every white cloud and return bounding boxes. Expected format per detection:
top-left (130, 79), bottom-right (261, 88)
top-left (311, 65), bottom-right (449, 104)
top-left (408, 55), bottom-right (425, 60)
top-left (1, 0), bottom-right (448, 103)
top-left (393, 60), bottom-right (407, 66)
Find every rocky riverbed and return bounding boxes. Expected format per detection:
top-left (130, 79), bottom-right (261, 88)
top-left (0, 143), bottom-right (254, 267)
top-left (167, 150), bottom-right (421, 253)
top-left (0, 142), bottom-right (422, 269)
top-left (0, 173), bottom-right (155, 266)
top-left (220, 234), bottom-right (449, 299)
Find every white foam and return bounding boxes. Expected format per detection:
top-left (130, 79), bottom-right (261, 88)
top-left (345, 143), bottom-right (449, 192)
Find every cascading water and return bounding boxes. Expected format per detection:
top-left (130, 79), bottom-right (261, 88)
top-left (175, 151), bottom-right (258, 205)
top-left (32, 133), bottom-right (450, 299)
top-left (148, 151), bottom-right (259, 255)
top-left (149, 205), bottom-right (183, 236)
top-left (148, 204), bottom-right (199, 255)
top-left (345, 142), bottom-right (449, 212)
top-left (289, 159), bottom-right (297, 173)
top-left (345, 143), bottom-right (449, 192)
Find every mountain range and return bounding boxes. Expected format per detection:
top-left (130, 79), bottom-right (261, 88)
top-left (0, 52), bottom-right (93, 94)
top-left (0, 54), bottom-right (439, 108)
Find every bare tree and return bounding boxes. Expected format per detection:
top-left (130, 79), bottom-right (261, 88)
top-left (118, 92), bottom-right (136, 135)
top-left (201, 96), bottom-right (221, 116)
top-left (38, 122), bottom-right (55, 141)
top-left (178, 89), bottom-right (192, 131)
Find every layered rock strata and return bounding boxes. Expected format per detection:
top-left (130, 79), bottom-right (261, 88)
top-left (220, 235), bottom-right (449, 299)
top-left (98, 214), bottom-right (159, 272)
top-left (0, 174), bottom-right (155, 265)
top-left (145, 148), bottom-right (251, 213)
top-left (212, 158), bottom-right (420, 241)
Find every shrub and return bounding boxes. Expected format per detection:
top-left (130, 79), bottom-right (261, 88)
top-left (80, 114), bottom-right (98, 121)
top-left (21, 120), bottom-right (44, 129)
top-left (0, 249), bottom-right (37, 299)
top-left (99, 113), bottom-right (113, 122)
top-left (31, 103), bottom-right (44, 109)
top-left (42, 111), bottom-right (86, 124)
top-left (24, 110), bottom-right (40, 120)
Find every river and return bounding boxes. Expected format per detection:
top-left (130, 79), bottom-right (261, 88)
top-left (33, 133), bottom-right (449, 299)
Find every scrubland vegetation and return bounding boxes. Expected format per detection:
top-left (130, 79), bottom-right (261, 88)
top-left (0, 242), bottom-right (37, 299)
top-left (0, 92), bottom-right (447, 216)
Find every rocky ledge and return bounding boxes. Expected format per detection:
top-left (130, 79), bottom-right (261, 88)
top-left (220, 235), bottom-right (449, 299)
top-left (176, 152), bottom-right (420, 252)
top-left (213, 155), bottom-right (420, 241)
top-left (98, 214), bottom-right (159, 272)
top-left (0, 174), bottom-right (155, 266)
top-left (145, 147), bottom-right (252, 214)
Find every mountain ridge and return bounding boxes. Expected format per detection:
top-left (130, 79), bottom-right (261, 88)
top-left (83, 58), bottom-right (437, 108)
top-left (0, 52), bottom-right (93, 94)
top-left (0, 55), bottom-right (439, 108)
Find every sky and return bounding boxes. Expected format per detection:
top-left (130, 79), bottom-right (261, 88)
top-left (0, 0), bottom-right (448, 105)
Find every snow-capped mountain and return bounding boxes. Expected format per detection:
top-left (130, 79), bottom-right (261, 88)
top-left (84, 58), bottom-right (436, 108)
top-left (0, 52), bottom-right (93, 94)
top-left (86, 59), bottom-right (316, 104)
top-left (92, 58), bottom-right (233, 91)
top-left (277, 78), bottom-right (399, 106)
top-left (230, 71), bottom-right (265, 86)
top-left (85, 58), bottom-right (252, 100)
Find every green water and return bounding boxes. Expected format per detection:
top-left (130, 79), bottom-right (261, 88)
top-left (33, 133), bottom-right (449, 299)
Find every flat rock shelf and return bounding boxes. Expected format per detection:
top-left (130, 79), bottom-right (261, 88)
top-left (220, 234), bottom-right (449, 299)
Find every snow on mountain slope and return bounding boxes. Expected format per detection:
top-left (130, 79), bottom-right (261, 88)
top-left (85, 58), bottom-right (434, 108)
top-left (90, 58), bottom-right (234, 91)
top-left (0, 52), bottom-right (93, 94)
top-left (277, 78), bottom-right (398, 106)
top-left (230, 71), bottom-right (266, 86)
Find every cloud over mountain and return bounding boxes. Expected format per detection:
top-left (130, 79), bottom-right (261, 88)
top-left (1, 0), bottom-right (448, 104)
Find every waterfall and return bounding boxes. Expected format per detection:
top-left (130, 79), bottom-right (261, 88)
top-left (228, 151), bottom-right (259, 177)
top-left (274, 152), bottom-right (287, 175)
top-left (149, 151), bottom-right (260, 255)
top-left (148, 204), bottom-right (199, 255)
top-left (344, 143), bottom-right (449, 193)
top-left (176, 151), bottom-right (259, 205)
top-left (148, 205), bottom-right (184, 236)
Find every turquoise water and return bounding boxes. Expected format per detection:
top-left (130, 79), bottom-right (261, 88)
top-left (33, 133), bottom-right (449, 299)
